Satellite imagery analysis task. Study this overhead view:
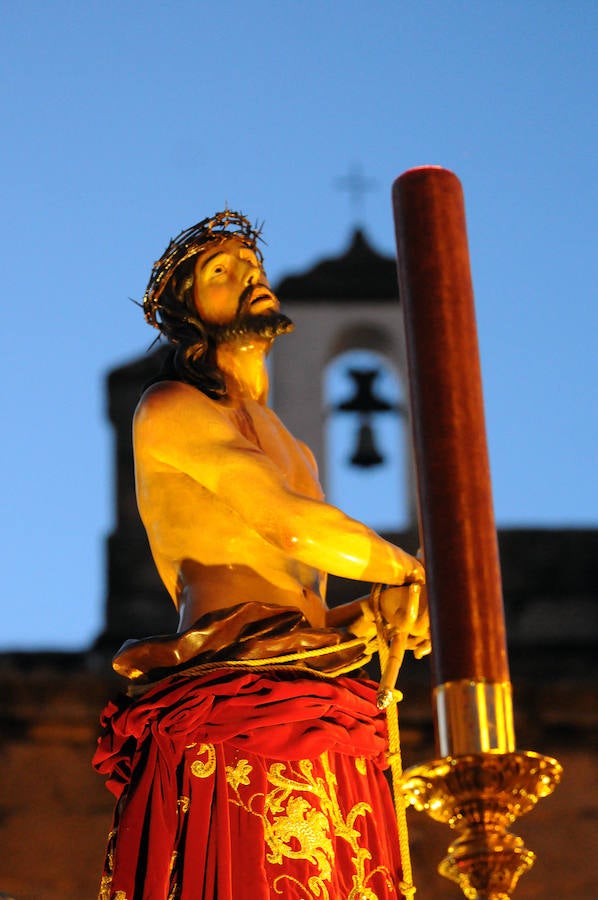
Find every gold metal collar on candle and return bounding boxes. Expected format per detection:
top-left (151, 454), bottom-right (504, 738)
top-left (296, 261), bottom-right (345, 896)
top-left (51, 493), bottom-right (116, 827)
top-left (434, 679), bottom-right (515, 757)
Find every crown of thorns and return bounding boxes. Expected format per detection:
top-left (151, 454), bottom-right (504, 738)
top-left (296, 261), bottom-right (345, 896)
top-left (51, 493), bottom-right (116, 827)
top-left (143, 210), bottom-right (264, 330)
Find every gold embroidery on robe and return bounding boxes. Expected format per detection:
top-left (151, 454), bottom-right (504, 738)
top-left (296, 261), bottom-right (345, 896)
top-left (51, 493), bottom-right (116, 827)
top-left (168, 850), bottom-right (179, 900)
top-left (190, 742), bottom-right (216, 778)
top-left (98, 872), bottom-right (128, 900)
top-left (98, 874), bottom-right (110, 900)
top-left (227, 751), bottom-right (394, 899)
top-left (355, 757), bottom-right (367, 776)
top-left (272, 873), bottom-right (331, 898)
top-left (106, 828), bottom-right (117, 874)
top-left (226, 757), bottom-right (253, 790)
top-left (98, 827), bottom-right (129, 900)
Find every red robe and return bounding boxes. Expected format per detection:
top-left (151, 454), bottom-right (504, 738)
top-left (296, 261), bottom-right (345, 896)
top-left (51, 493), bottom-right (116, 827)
top-left (94, 668), bottom-right (404, 900)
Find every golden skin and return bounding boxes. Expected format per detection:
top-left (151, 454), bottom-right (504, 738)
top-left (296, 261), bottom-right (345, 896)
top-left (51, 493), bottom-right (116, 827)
top-left (133, 237), bottom-right (430, 655)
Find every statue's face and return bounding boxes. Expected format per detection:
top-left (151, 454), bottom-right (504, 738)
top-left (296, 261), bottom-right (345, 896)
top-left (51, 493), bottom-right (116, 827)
top-left (193, 236), bottom-right (278, 325)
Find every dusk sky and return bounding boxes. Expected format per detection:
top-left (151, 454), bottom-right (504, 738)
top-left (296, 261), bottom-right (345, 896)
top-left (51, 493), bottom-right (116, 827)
top-left (2, 2), bottom-right (596, 649)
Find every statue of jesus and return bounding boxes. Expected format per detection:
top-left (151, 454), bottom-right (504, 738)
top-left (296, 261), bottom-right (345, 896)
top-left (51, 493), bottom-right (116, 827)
top-left (94, 211), bottom-right (429, 900)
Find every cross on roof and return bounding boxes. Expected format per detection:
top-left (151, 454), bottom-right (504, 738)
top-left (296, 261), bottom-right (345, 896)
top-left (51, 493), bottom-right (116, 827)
top-left (334, 163), bottom-right (377, 225)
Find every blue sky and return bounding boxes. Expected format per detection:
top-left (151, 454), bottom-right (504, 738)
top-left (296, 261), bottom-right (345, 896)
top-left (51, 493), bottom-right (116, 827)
top-left (1, 1), bottom-right (596, 649)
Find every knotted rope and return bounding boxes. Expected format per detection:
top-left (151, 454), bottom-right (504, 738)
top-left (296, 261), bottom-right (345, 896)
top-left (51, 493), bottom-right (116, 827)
top-left (370, 582), bottom-right (416, 899)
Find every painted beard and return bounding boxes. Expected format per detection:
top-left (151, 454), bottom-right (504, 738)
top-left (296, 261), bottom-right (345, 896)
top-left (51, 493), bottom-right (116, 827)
top-left (203, 288), bottom-right (294, 344)
top-left (205, 310), bottom-right (294, 344)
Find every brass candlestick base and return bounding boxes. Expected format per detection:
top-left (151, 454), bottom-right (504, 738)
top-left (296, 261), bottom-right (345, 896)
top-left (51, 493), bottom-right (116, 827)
top-left (401, 751), bottom-right (562, 900)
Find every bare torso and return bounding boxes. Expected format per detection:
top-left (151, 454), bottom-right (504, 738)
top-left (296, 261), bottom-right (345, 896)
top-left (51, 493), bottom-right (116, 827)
top-left (134, 381), bottom-right (329, 632)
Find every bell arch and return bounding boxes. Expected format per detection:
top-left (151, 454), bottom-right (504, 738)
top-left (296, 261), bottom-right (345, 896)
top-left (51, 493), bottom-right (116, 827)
top-left (324, 346), bottom-right (410, 531)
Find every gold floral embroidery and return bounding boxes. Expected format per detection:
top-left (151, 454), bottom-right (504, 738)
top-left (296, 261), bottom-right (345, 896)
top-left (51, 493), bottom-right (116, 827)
top-left (355, 757), bottom-right (367, 776)
top-left (106, 828), bottom-right (117, 874)
top-left (177, 795), bottom-right (190, 813)
top-left (272, 873), bottom-right (331, 898)
top-left (98, 827), bottom-right (129, 900)
top-left (190, 742), bottom-right (216, 778)
top-left (266, 792), bottom-right (333, 880)
top-left (226, 757), bottom-right (253, 790)
top-left (227, 751), bottom-right (393, 899)
top-left (98, 873), bottom-right (128, 900)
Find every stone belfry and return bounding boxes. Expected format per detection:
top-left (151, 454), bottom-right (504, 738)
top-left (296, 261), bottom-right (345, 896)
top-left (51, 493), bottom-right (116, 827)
top-left (96, 229), bottom-right (415, 653)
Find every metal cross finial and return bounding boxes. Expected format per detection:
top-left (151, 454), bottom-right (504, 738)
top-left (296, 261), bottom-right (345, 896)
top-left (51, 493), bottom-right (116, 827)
top-left (334, 163), bottom-right (377, 225)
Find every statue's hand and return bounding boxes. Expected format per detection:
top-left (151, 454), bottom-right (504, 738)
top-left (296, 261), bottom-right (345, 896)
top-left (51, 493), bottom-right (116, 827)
top-left (379, 583), bottom-right (431, 659)
top-left (392, 547), bottom-right (425, 586)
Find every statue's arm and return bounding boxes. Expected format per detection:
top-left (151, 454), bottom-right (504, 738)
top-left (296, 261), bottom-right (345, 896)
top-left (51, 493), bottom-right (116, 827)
top-left (291, 434), bottom-right (428, 649)
top-left (134, 382), bottom-right (423, 588)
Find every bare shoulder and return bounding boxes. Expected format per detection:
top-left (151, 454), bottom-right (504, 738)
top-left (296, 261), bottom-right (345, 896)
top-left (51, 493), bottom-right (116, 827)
top-left (134, 380), bottom-right (232, 449)
top-left (136, 380), bottom-right (205, 412)
top-left (135, 380), bottom-right (221, 424)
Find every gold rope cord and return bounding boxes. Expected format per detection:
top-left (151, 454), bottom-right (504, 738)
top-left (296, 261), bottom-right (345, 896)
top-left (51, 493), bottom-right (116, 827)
top-left (370, 583), bottom-right (416, 900)
top-left (200, 636), bottom-right (367, 666)
top-left (126, 636), bottom-right (371, 696)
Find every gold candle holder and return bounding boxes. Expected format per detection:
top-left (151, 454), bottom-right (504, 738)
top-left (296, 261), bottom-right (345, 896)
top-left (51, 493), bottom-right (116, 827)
top-left (401, 750), bottom-right (562, 899)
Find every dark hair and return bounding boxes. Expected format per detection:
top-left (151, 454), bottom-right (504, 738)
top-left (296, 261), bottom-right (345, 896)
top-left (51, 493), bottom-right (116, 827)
top-left (142, 211), bottom-right (263, 399)
top-left (144, 255), bottom-right (227, 399)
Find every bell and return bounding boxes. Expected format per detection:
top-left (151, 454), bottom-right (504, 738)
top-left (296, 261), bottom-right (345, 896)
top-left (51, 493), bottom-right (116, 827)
top-left (337, 369), bottom-right (394, 414)
top-left (350, 422), bottom-right (385, 468)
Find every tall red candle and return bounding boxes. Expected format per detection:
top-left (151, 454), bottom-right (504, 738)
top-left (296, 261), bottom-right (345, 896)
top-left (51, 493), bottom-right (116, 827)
top-left (392, 167), bottom-right (509, 689)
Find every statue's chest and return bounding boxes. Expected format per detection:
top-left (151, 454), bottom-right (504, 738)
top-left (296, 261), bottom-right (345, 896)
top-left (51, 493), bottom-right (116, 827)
top-left (232, 404), bottom-right (320, 497)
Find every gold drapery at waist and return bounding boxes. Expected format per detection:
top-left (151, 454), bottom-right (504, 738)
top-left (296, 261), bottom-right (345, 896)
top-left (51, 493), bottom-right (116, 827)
top-left (113, 600), bottom-right (375, 683)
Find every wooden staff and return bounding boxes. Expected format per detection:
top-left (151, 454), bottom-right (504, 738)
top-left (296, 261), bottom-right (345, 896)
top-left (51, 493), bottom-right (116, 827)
top-left (392, 167), bottom-right (514, 756)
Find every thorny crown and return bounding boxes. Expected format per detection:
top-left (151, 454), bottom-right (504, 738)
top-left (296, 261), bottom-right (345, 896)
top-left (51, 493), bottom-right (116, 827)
top-left (142, 210), bottom-right (264, 334)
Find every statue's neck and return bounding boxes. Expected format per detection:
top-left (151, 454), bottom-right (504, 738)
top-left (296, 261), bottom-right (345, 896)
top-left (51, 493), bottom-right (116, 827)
top-left (215, 338), bottom-right (271, 404)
